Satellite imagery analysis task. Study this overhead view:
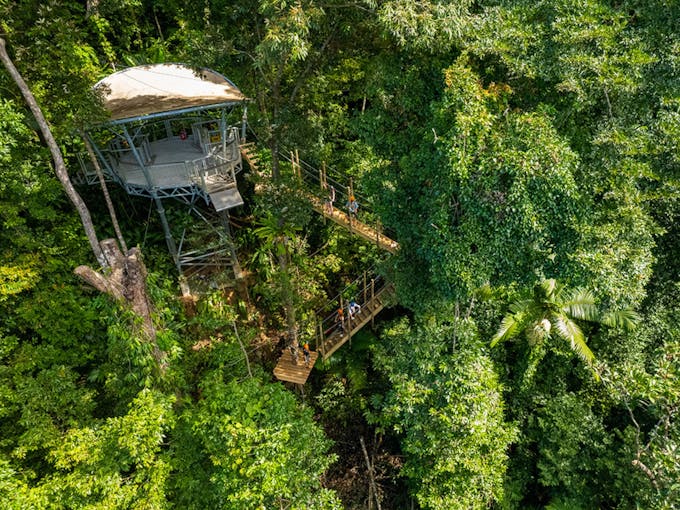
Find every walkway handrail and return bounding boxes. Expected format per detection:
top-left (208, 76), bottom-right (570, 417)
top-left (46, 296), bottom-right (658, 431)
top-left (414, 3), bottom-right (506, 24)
top-left (278, 149), bottom-right (393, 238)
top-left (292, 267), bottom-right (392, 354)
top-left (242, 127), bottom-right (396, 241)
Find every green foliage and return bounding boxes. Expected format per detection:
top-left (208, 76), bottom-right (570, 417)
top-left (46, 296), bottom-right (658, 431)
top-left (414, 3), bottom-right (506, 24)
top-left (170, 374), bottom-right (341, 509)
top-left (0, 389), bottom-right (174, 509)
top-left (376, 0), bottom-right (473, 52)
top-left (371, 317), bottom-right (517, 509)
top-left (384, 63), bottom-right (589, 308)
top-left (1, 1), bottom-right (679, 508)
top-left (534, 393), bottom-right (616, 507)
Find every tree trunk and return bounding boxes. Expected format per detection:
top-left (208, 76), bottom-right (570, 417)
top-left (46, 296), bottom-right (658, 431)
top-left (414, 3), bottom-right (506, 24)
top-left (82, 133), bottom-right (128, 255)
top-left (278, 243), bottom-right (298, 360)
top-left (360, 435), bottom-right (382, 510)
top-left (0, 37), bottom-right (106, 268)
top-left (2, 37), bottom-right (164, 371)
top-left (75, 239), bottom-right (166, 368)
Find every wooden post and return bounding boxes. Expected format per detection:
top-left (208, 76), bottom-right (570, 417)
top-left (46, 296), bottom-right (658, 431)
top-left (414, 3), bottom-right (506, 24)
top-left (318, 317), bottom-right (325, 359)
top-left (295, 149), bottom-right (301, 182)
top-left (371, 279), bottom-right (375, 329)
top-left (348, 179), bottom-right (353, 232)
top-left (347, 294), bottom-right (352, 348)
top-left (376, 219), bottom-right (380, 248)
top-left (363, 271), bottom-right (368, 305)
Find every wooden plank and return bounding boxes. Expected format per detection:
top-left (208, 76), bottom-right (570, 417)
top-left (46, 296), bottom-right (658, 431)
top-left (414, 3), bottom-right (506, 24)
top-left (273, 349), bottom-right (319, 385)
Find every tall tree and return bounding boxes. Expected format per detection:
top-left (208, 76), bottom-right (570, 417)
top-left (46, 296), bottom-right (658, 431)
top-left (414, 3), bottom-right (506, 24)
top-left (0, 37), bottom-right (105, 267)
top-left (371, 317), bottom-right (516, 509)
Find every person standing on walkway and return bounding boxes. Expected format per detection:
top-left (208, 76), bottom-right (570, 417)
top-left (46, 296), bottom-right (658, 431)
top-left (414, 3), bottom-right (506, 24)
top-left (325, 185), bottom-right (336, 214)
top-left (347, 195), bottom-right (359, 217)
top-left (302, 342), bottom-right (311, 367)
top-left (335, 306), bottom-right (345, 332)
top-left (348, 299), bottom-right (361, 321)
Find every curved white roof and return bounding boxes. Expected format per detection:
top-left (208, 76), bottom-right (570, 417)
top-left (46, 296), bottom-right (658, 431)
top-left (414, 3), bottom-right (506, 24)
top-left (94, 63), bottom-right (245, 122)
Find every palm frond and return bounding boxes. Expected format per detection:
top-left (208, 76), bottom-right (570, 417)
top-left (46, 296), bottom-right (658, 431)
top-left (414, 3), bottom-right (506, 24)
top-left (562, 288), bottom-right (598, 321)
top-left (601, 309), bottom-right (640, 331)
top-left (509, 299), bottom-right (533, 315)
top-left (491, 313), bottom-right (522, 347)
top-left (534, 279), bottom-right (557, 303)
top-left (542, 278), bottom-right (558, 296)
top-left (554, 314), bottom-right (595, 365)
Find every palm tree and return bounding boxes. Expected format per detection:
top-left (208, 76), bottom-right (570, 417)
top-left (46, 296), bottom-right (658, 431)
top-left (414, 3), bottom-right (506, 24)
top-left (254, 212), bottom-right (302, 356)
top-left (491, 279), bottom-right (638, 374)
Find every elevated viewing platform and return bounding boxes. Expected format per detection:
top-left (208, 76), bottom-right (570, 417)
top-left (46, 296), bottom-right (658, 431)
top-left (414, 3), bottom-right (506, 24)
top-left (115, 136), bottom-right (211, 188)
top-left (80, 63), bottom-right (248, 277)
top-left (86, 121), bottom-right (244, 210)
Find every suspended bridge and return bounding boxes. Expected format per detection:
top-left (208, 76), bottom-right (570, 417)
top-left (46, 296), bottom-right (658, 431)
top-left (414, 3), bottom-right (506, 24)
top-left (273, 272), bottom-right (395, 385)
top-left (242, 143), bottom-right (399, 253)
top-left (240, 142), bottom-right (398, 385)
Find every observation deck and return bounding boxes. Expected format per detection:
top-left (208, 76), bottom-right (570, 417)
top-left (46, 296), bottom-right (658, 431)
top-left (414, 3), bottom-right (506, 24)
top-left (85, 120), bottom-right (244, 210)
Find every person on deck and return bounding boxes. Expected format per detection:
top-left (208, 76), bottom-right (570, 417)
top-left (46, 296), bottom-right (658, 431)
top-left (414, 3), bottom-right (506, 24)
top-left (325, 185), bottom-right (336, 214)
top-left (335, 307), bottom-right (345, 332)
top-left (302, 342), bottom-right (311, 367)
top-left (289, 343), bottom-right (299, 365)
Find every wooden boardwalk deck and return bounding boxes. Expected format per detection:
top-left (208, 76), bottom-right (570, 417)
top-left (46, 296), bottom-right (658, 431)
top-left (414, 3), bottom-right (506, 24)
top-left (308, 195), bottom-right (399, 254)
top-left (319, 283), bottom-right (395, 360)
top-left (273, 349), bottom-right (319, 384)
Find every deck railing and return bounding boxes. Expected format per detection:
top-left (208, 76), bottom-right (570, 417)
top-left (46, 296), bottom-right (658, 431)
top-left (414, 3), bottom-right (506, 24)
top-left (290, 269), bottom-right (394, 360)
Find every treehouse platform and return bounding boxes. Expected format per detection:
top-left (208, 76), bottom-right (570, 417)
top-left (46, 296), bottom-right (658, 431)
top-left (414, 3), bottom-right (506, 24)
top-left (80, 63), bottom-right (249, 277)
top-left (84, 122), bottom-right (244, 210)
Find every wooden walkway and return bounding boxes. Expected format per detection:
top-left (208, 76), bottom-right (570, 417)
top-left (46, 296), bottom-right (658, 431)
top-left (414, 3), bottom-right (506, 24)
top-left (273, 280), bottom-right (395, 384)
top-left (318, 283), bottom-right (395, 360)
top-left (242, 142), bottom-right (398, 383)
top-left (273, 349), bottom-right (319, 385)
top-left (241, 142), bottom-right (398, 253)
top-left (240, 143), bottom-right (260, 173)
top-left (308, 195), bottom-right (399, 254)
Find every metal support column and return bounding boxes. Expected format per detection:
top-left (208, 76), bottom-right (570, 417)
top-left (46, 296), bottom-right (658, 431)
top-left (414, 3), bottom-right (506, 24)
top-left (218, 210), bottom-right (243, 280)
top-left (122, 125), bottom-right (181, 274)
top-left (241, 104), bottom-right (248, 142)
top-left (221, 108), bottom-right (227, 156)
